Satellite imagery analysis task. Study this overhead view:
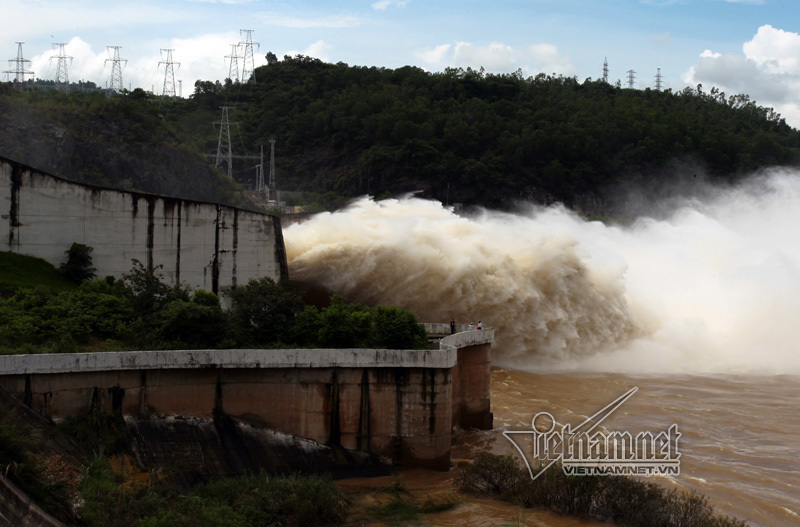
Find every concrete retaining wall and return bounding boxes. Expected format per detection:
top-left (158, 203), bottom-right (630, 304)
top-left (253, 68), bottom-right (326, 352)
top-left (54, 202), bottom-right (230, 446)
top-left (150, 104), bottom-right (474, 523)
top-left (0, 331), bottom-right (494, 470)
top-left (0, 156), bottom-right (287, 300)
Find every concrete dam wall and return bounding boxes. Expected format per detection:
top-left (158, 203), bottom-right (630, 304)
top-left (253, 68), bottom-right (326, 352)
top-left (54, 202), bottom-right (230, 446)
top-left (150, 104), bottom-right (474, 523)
top-left (0, 156), bottom-right (287, 299)
top-left (0, 330), bottom-right (494, 472)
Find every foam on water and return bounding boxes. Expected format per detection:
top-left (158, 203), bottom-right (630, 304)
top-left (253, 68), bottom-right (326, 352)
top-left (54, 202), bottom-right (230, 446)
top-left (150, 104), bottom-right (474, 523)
top-left (285, 169), bottom-right (800, 374)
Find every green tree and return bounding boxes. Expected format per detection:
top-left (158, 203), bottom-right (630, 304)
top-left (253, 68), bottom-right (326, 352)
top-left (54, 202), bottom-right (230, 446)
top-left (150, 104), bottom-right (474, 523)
top-left (230, 277), bottom-right (305, 345)
top-left (59, 243), bottom-right (96, 284)
top-left (370, 305), bottom-right (428, 349)
top-left (317, 295), bottom-right (372, 348)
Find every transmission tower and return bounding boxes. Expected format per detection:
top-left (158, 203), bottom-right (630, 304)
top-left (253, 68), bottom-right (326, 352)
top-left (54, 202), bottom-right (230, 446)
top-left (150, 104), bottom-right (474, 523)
top-left (226, 43), bottom-right (240, 83)
top-left (655, 67), bottom-right (663, 91)
top-left (626, 69), bottom-right (636, 89)
top-left (214, 106), bottom-right (236, 179)
top-left (602, 57), bottom-right (609, 83)
top-left (105, 46), bottom-right (127, 93)
top-left (239, 29), bottom-right (260, 83)
top-left (50, 43), bottom-right (73, 93)
top-left (159, 49), bottom-right (179, 97)
top-left (4, 42), bottom-right (34, 87)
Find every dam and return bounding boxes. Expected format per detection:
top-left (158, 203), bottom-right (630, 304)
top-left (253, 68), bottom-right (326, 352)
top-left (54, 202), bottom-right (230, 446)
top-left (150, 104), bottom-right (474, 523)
top-left (1, 155), bottom-right (287, 302)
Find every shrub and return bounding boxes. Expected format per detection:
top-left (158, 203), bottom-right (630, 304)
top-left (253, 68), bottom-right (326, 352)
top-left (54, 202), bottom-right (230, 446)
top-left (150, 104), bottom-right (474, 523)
top-left (455, 453), bottom-right (748, 527)
top-left (370, 304), bottom-right (428, 349)
top-left (229, 277), bottom-right (305, 345)
top-left (59, 242), bottom-right (96, 284)
top-left (139, 474), bottom-right (349, 527)
top-left (317, 295), bottom-right (372, 348)
top-left (157, 300), bottom-right (227, 348)
top-left (191, 289), bottom-right (221, 308)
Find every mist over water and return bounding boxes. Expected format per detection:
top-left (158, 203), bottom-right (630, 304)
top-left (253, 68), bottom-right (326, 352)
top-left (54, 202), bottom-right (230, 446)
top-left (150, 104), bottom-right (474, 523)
top-left (284, 169), bottom-right (800, 374)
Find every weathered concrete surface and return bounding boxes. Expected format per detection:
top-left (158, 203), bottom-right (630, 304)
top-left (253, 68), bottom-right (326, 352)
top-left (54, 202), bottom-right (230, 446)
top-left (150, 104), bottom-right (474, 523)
top-left (0, 347), bottom-right (458, 375)
top-left (0, 155), bottom-right (286, 301)
top-left (0, 474), bottom-right (63, 527)
top-left (0, 334), bottom-right (493, 471)
top-left (126, 415), bottom-right (391, 486)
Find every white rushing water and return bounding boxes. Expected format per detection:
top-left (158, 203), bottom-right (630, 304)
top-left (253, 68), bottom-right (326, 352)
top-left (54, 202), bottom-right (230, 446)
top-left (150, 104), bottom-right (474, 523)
top-left (285, 169), bottom-right (800, 375)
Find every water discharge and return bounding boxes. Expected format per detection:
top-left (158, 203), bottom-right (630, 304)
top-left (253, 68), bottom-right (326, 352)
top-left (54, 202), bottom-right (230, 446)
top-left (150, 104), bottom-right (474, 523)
top-left (285, 169), bottom-right (800, 375)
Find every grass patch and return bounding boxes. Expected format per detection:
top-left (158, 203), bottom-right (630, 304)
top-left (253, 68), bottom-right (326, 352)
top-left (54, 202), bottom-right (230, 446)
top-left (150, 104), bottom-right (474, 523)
top-left (0, 251), bottom-right (77, 293)
top-left (456, 453), bottom-right (747, 527)
top-left (361, 476), bottom-right (459, 525)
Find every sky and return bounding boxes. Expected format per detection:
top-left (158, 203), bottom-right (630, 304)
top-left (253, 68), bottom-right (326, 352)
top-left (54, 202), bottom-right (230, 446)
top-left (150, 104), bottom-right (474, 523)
top-left (5, 0), bottom-right (800, 126)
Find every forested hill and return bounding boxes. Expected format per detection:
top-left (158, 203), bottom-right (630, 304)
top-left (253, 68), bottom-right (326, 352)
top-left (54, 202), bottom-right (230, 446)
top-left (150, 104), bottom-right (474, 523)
top-left (3, 56), bottom-right (800, 212)
top-left (231, 56), bottom-right (800, 210)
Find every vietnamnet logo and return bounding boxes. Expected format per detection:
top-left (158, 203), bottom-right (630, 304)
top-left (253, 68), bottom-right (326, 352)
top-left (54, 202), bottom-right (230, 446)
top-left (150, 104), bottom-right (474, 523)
top-left (503, 387), bottom-right (681, 479)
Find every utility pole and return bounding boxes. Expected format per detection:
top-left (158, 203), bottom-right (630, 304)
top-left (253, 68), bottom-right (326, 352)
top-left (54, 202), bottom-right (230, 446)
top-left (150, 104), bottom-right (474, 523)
top-left (51, 43), bottom-right (72, 93)
top-left (602, 57), bottom-right (609, 84)
top-left (255, 145), bottom-right (265, 194)
top-left (4, 42), bottom-right (34, 87)
top-left (655, 68), bottom-right (663, 91)
top-left (105, 46), bottom-right (126, 93)
top-left (239, 29), bottom-right (260, 83)
top-left (159, 48), bottom-right (179, 98)
top-left (226, 43), bottom-right (240, 83)
top-left (626, 69), bottom-right (636, 89)
top-left (178, 79), bottom-right (182, 98)
top-left (269, 138), bottom-right (276, 189)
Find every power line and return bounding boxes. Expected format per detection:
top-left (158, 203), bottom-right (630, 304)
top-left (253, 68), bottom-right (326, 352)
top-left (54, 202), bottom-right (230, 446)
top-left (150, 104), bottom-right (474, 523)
top-left (105, 46), bottom-right (127, 93)
top-left (239, 29), bottom-right (260, 83)
top-left (159, 48), bottom-right (179, 98)
top-left (51, 42), bottom-right (73, 93)
top-left (4, 42), bottom-right (34, 87)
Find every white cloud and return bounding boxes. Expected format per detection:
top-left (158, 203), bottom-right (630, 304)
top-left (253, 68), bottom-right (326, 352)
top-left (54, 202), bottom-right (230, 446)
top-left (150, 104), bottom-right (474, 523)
top-left (27, 32), bottom-right (263, 95)
top-left (418, 44), bottom-right (451, 65)
top-left (683, 25), bottom-right (800, 126)
top-left (415, 40), bottom-right (573, 77)
top-left (29, 37), bottom-right (110, 88)
top-left (285, 40), bottom-right (333, 62)
top-left (742, 25), bottom-right (800, 74)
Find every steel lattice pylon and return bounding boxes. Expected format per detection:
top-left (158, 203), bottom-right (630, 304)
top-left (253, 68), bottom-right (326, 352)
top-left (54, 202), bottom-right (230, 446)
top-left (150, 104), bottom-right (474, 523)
top-left (159, 48), bottom-right (180, 98)
top-left (51, 43), bottom-right (73, 93)
top-left (226, 43), bottom-right (240, 83)
top-left (105, 46), bottom-right (127, 93)
top-left (239, 29), bottom-right (260, 83)
top-left (4, 42), bottom-right (34, 86)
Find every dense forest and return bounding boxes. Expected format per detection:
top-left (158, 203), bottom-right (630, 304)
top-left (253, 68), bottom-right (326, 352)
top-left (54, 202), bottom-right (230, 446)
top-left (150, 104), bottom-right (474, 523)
top-left (3, 55), bottom-right (800, 212)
